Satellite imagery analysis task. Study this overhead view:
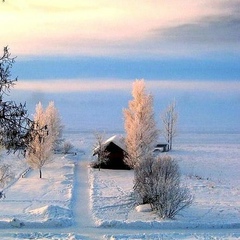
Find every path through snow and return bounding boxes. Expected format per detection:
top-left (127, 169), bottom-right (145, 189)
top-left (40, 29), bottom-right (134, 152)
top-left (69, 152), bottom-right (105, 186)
top-left (71, 160), bottom-right (95, 229)
top-left (1, 157), bottom-right (240, 239)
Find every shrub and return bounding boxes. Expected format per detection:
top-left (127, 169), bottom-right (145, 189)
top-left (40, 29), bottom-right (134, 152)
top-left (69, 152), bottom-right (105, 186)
top-left (0, 164), bottom-right (13, 187)
top-left (134, 155), bottom-right (193, 219)
top-left (62, 141), bottom-right (74, 154)
top-left (92, 132), bottom-right (109, 171)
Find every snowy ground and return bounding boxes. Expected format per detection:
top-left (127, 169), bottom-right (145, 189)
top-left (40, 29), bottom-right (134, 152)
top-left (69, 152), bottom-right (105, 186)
top-left (90, 141), bottom-right (240, 229)
top-left (0, 153), bottom-right (75, 228)
top-left (0, 131), bottom-right (239, 239)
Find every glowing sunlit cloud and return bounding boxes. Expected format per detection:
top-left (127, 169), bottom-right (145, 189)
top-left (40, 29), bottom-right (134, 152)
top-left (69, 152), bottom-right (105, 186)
top-left (1, 0), bottom-right (234, 56)
top-left (15, 79), bottom-right (132, 92)
top-left (14, 79), bottom-right (240, 94)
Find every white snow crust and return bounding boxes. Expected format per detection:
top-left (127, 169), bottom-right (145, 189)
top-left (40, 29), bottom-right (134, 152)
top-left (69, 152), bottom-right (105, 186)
top-left (0, 132), bottom-right (239, 239)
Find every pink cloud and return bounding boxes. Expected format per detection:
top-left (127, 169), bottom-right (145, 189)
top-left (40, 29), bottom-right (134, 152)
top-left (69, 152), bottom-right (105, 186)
top-left (15, 79), bottom-right (240, 94)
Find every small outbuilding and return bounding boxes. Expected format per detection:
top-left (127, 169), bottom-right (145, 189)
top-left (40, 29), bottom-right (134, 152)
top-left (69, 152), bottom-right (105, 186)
top-left (153, 143), bottom-right (169, 153)
top-left (92, 135), bottom-right (130, 170)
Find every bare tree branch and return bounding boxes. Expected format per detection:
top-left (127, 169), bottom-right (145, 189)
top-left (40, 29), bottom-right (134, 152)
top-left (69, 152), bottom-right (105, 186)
top-left (92, 132), bottom-right (109, 171)
top-left (161, 100), bottom-right (178, 150)
top-left (134, 155), bottom-right (193, 219)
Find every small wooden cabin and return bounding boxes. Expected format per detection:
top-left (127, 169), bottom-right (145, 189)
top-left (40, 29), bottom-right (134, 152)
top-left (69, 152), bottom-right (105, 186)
top-left (93, 135), bottom-right (130, 170)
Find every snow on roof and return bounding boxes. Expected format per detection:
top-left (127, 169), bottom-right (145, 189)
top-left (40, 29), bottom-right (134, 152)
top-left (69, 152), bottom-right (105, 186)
top-left (103, 135), bottom-right (126, 152)
top-left (93, 135), bottom-right (126, 155)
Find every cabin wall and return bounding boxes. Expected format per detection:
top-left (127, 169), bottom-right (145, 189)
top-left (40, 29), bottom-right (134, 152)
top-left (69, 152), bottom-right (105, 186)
top-left (101, 142), bottom-right (129, 169)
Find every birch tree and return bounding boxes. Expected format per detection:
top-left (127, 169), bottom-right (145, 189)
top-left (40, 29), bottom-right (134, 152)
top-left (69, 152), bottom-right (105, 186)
top-left (26, 102), bottom-right (53, 178)
top-left (45, 101), bottom-right (63, 151)
top-left (123, 79), bottom-right (158, 169)
top-left (161, 100), bottom-right (178, 151)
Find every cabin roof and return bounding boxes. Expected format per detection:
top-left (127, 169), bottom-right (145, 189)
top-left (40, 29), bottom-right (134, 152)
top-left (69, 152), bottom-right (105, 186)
top-left (93, 135), bottom-right (126, 155)
top-left (103, 135), bottom-right (126, 152)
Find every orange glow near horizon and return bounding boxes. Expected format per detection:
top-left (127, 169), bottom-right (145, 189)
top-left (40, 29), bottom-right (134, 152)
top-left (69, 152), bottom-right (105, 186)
top-left (0, 0), bottom-right (230, 57)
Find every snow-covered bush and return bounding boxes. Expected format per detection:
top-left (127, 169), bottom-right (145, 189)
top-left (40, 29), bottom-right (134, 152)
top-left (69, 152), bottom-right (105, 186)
top-left (0, 164), bottom-right (13, 188)
top-left (62, 141), bottom-right (74, 154)
top-left (134, 155), bottom-right (193, 219)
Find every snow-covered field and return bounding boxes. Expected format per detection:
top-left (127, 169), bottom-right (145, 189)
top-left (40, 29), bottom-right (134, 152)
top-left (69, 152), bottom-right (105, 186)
top-left (0, 131), bottom-right (240, 239)
top-left (90, 133), bottom-right (240, 229)
top-left (0, 153), bottom-right (75, 228)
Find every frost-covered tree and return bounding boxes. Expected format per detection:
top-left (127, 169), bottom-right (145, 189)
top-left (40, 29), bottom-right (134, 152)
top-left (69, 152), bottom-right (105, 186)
top-left (0, 47), bottom-right (38, 153)
top-left (33, 102), bottom-right (45, 128)
top-left (161, 100), bottom-right (178, 151)
top-left (45, 101), bottom-right (63, 151)
top-left (26, 102), bottom-right (53, 178)
top-left (92, 132), bottom-right (109, 171)
top-left (123, 79), bottom-right (158, 169)
top-left (134, 155), bottom-right (193, 219)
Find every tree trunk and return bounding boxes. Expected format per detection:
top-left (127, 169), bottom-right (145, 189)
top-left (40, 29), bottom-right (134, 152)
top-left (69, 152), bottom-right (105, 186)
top-left (98, 157), bottom-right (101, 171)
top-left (39, 169), bottom-right (42, 178)
top-left (169, 135), bottom-right (172, 151)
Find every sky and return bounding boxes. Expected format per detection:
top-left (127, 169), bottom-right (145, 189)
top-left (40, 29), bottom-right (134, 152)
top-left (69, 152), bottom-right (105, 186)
top-left (1, 0), bottom-right (240, 132)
